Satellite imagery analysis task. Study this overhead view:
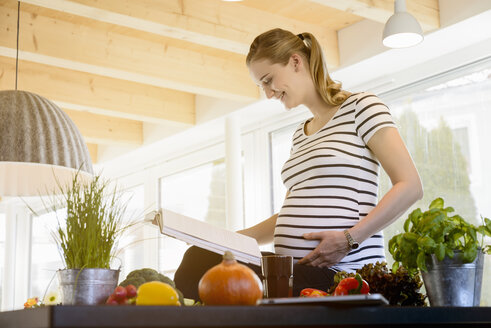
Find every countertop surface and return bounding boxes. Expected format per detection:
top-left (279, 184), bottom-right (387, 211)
top-left (1, 304), bottom-right (491, 328)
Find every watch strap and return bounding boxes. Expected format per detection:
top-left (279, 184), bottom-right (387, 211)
top-left (343, 229), bottom-right (359, 249)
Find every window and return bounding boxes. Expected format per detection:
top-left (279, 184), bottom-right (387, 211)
top-left (0, 213), bottom-right (5, 308)
top-left (30, 209), bottom-right (66, 299)
top-left (380, 62), bottom-right (491, 305)
top-left (115, 185), bottom-right (145, 281)
top-left (159, 159), bottom-right (227, 278)
top-left (380, 63), bottom-right (491, 229)
top-left (451, 127), bottom-right (471, 173)
top-left (270, 123), bottom-right (300, 213)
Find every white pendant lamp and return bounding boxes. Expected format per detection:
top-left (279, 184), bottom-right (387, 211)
top-left (383, 0), bottom-right (424, 48)
top-left (0, 2), bottom-right (93, 197)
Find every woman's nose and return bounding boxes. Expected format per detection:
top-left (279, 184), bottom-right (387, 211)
top-left (263, 86), bottom-right (275, 99)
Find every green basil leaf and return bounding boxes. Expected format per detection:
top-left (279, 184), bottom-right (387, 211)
top-left (388, 236), bottom-right (398, 254)
top-left (409, 208), bottom-right (422, 229)
top-left (420, 213), bottom-right (445, 233)
top-left (429, 197), bottom-right (444, 210)
top-left (391, 261), bottom-right (400, 273)
top-left (417, 236), bottom-right (436, 249)
top-left (445, 247), bottom-right (455, 259)
top-left (451, 231), bottom-right (464, 242)
top-left (404, 217), bottom-right (411, 232)
top-left (417, 251), bottom-right (427, 272)
top-left (469, 228), bottom-right (477, 241)
top-left (400, 238), bottom-right (413, 252)
top-left (443, 206), bottom-right (454, 213)
top-left (430, 226), bottom-right (445, 243)
top-left (485, 217), bottom-right (491, 232)
top-left (436, 243), bottom-right (445, 261)
top-left (442, 223), bottom-right (456, 236)
top-left (402, 232), bottom-right (419, 241)
top-left (463, 244), bottom-right (477, 263)
top-left (478, 226), bottom-right (491, 237)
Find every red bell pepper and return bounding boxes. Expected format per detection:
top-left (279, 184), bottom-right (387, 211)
top-left (333, 274), bottom-right (369, 296)
top-left (300, 288), bottom-right (328, 297)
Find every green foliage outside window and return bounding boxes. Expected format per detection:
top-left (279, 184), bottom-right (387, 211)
top-left (380, 106), bottom-right (489, 304)
top-left (380, 109), bottom-right (476, 223)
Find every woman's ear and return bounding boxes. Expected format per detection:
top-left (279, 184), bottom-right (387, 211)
top-left (290, 53), bottom-right (303, 72)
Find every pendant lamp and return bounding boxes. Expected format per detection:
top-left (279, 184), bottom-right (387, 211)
top-left (0, 2), bottom-right (93, 197)
top-left (382, 0), bottom-right (424, 48)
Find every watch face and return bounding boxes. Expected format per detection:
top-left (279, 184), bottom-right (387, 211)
top-left (352, 242), bottom-right (359, 250)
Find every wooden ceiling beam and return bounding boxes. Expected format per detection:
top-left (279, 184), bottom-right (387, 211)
top-left (0, 56), bottom-right (196, 125)
top-left (64, 109), bottom-right (143, 146)
top-left (310, 0), bottom-right (439, 32)
top-left (0, 2), bottom-right (260, 101)
top-left (19, 0), bottom-right (340, 68)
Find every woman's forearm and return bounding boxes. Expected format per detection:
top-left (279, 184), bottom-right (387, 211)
top-left (349, 178), bottom-right (423, 244)
top-left (237, 213), bottom-right (278, 245)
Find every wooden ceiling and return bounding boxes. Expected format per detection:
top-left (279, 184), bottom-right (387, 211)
top-left (0, 0), bottom-right (440, 164)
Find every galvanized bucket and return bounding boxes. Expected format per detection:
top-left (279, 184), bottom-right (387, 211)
top-left (58, 268), bottom-right (119, 305)
top-left (421, 251), bottom-right (484, 306)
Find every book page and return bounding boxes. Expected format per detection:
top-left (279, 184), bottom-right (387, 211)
top-left (155, 209), bottom-right (262, 266)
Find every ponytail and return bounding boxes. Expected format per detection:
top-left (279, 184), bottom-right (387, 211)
top-left (297, 32), bottom-right (349, 106)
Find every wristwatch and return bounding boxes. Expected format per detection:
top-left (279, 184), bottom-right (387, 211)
top-left (343, 230), bottom-right (359, 250)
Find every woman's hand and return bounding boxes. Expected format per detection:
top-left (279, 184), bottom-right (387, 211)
top-left (297, 230), bottom-right (351, 268)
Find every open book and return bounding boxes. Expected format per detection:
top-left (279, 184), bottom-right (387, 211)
top-left (147, 209), bottom-right (262, 266)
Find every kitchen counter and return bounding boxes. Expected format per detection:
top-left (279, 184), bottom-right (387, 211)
top-left (1, 305), bottom-right (491, 327)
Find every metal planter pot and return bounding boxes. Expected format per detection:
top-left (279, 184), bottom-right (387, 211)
top-left (421, 250), bottom-right (484, 306)
top-left (58, 268), bottom-right (119, 305)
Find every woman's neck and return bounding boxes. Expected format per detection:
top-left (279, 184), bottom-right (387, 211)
top-left (304, 90), bottom-right (338, 120)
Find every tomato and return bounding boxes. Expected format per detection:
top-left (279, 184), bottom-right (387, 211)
top-left (333, 274), bottom-right (369, 296)
top-left (300, 288), bottom-right (328, 297)
top-left (105, 295), bottom-right (119, 305)
top-left (125, 284), bottom-right (138, 298)
top-left (113, 286), bottom-right (127, 301)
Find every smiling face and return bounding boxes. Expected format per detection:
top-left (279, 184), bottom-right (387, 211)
top-left (249, 54), bottom-right (310, 110)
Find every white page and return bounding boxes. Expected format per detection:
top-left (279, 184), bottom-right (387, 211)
top-left (154, 209), bottom-right (262, 266)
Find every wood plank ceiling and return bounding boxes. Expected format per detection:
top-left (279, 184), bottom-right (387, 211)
top-left (0, 0), bottom-right (440, 164)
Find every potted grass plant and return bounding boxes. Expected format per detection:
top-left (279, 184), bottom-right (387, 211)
top-left (39, 172), bottom-right (134, 305)
top-left (389, 197), bottom-right (490, 306)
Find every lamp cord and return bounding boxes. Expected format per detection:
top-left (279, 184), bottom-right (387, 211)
top-left (15, 1), bottom-right (20, 91)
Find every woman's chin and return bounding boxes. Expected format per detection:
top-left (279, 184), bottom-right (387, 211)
top-left (282, 100), bottom-right (295, 111)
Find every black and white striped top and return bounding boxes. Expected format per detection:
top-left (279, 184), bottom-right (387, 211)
top-left (274, 92), bottom-right (396, 272)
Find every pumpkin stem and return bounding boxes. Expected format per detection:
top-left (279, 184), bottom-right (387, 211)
top-left (223, 251), bottom-right (235, 261)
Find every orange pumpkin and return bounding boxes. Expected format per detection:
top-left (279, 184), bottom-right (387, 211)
top-left (198, 251), bottom-right (263, 305)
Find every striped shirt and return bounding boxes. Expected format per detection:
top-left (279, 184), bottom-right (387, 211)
top-left (274, 92), bottom-right (397, 272)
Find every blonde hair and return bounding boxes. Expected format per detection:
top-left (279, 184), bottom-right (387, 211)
top-left (246, 28), bottom-right (349, 106)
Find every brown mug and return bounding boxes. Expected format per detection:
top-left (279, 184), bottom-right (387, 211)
top-left (260, 255), bottom-right (293, 298)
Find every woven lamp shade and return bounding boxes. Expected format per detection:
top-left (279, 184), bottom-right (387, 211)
top-left (0, 90), bottom-right (93, 196)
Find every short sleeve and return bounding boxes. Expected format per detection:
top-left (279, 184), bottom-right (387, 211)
top-left (354, 93), bottom-right (396, 145)
top-left (289, 122), bottom-right (306, 154)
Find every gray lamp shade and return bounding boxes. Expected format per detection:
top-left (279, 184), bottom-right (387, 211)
top-left (0, 90), bottom-right (93, 196)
